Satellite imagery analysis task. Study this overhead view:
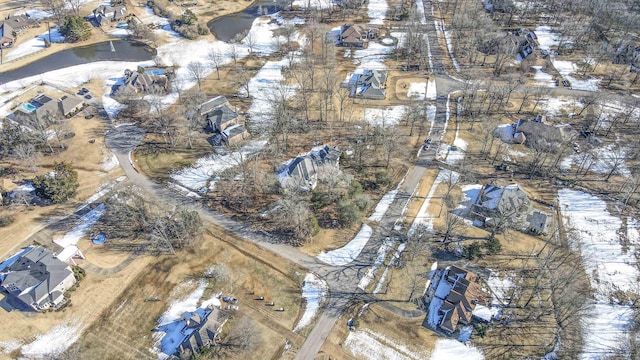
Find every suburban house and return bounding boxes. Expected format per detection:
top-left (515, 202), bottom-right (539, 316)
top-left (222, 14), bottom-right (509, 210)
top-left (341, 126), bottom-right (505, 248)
top-left (526, 210), bottom-right (553, 235)
top-left (200, 96), bottom-right (249, 146)
top-left (12, 93), bottom-right (85, 124)
top-left (0, 15), bottom-right (39, 48)
top-left (277, 145), bottom-right (342, 191)
top-left (113, 69), bottom-right (170, 96)
top-left (0, 246), bottom-right (76, 311)
top-left (345, 70), bottom-right (387, 100)
top-left (93, 4), bottom-right (128, 27)
top-left (470, 183), bottom-right (530, 228)
top-left (428, 266), bottom-right (489, 334)
top-left (506, 28), bottom-right (537, 59)
top-left (178, 307), bottom-right (227, 355)
top-left (336, 24), bottom-right (379, 48)
top-left (495, 117), bottom-right (578, 148)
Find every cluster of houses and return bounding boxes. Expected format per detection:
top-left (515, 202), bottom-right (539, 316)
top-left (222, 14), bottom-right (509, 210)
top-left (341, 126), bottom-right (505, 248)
top-left (11, 93), bottom-right (85, 123)
top-left (0, 14), bottom-right (39, 49)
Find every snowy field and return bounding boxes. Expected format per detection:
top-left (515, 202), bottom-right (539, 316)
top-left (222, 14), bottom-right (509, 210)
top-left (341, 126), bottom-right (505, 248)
top-left (345, 329), bottom-right (428, 360)
top-left (532, 66), bottom-right (555, 87)
top-left (367, 0), bottom-right (388, 25)
top-left (363, 106), bottom-right (406, 126)
top-left (19, 321), bottom-right (83, 359)
top-left (551, 60), bottom-right (600, 91)
top-left (558, 189), bottom-right (639, 358)
top-left (5, 27), bottom-right (64, 62)
top-left (407, 82), bottom-right (426, 100)
top-left (293, 273), bottom-right (328, 332)
top-left (535, 25), bottom-right (559, 51)
top-left (358, 237), bottom-right (396, 290)
top-left (561, 143), bottom-right (631, 177)
top-left (317, 224), bottom-right (372, 266)
top-left (430, 339), bottom-right (484, 360)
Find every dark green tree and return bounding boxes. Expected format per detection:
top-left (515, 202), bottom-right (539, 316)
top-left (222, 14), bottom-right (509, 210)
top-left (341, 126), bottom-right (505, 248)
top-left (33, 162), bottom-right (79, 203)
top-left (484, 236), bottom-right (502, 255)
top-left (60, 15), bottom-right (91, 42)
top-left (337, 200), bottom-right (360, 227)
top-left (465, 242), bottom-right (483, 260)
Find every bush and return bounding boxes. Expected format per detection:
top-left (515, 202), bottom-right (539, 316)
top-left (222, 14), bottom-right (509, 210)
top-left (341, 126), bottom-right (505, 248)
top-left (474, 323), bottom-right (488, 338)
top-left (32, 162), bottom-right (79, 203)
top-left (311, 190), bottom-right (332, 210)
top-left (348, 180), bottom-right (363, 198)
top-left (484, 236), bottom-right (502, 255)
top-left (375, 171), bottom-right (393, 188)
top-left (0, 214), bottom-right (15, 227)
top-left (465, 242), bottom-right (483, 260)
top-left (337, 201), bottom-right (360, 228)
top-left (72, 266), bottom-right (86, 281)
top-left (353, 194), bottom-right (372, 212)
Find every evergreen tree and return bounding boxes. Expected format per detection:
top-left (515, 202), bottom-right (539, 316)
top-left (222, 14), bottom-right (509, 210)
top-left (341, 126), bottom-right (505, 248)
top-left (60, 15), bottom-right (91, 43)
top-left (33, 162), bottom-right (79, 203)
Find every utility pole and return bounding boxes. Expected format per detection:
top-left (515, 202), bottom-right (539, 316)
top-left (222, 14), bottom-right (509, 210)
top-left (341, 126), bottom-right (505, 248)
top-left (47, 21), bottom-right (51, 43)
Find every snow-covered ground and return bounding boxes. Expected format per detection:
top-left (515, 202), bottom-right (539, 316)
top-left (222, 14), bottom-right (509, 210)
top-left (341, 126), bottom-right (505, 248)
top-left (54, 203), bottom-right (106, 248)
top-left (358, 237), bottom-right (396, 290)
top-left (101, 148), bottom-right (119, 172)
top-left (487, 272), bottom-right (514, 306)
top-left (407, 82), bottom-right (426, 100)
top-left (170, 140), bottom-right (267, 191)
top-left (535, 25), bottom-right (559, 51)
top-left (20, 321), bottom-right (82, 359)
top-left (430, 339), bottom-right (484, 360)
top-left (532, 66), bottom-right (555, 87)
top-left (367, 0), bottom-right (388, 25)
top-left (353, 41), bottom-right (394, 71)
top-left (345, 329), bottom-right (428, 360)
top-left (409, 170), bottom-right (452, 234)
top-left (558, 189), bottom-right (639, 358)
top-left (317, 224), bottom-right (373, 266)
top-left (293, 0), bottom-right (333, 9)
top-left (363, 106), bottom-right (406, 126)
top-left (561, 143), bottom-right (630, 177)
top-left (245, 57), bottom-right (298, 127)
top-left (541, 96), bottom-right (575, 117)
top-left (552, 60), bottom-right (600, 91)
top-left (426, 78), bottom-right (437, 100)
top-left (373, 243), bottom-right (405, 294)
top-left (368, 190), bottom-right (398, 221)
top-left (293, 273), bottom-right (328, 332)
top-left (5, 27), bottom-right (65, 62)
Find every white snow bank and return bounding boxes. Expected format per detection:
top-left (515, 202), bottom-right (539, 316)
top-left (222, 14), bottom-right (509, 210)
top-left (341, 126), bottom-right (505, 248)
top-left (430, 339), bottom-right (484, 360)
top-left (426, 78), bottom-right (437, 100)
top-left (0, 340), bottom-right (22, 354)
top-left (358, 237), bottom-right (396, 290)
top-left (561, 143), bottom-right (630, 178)
top-left (345, 329), bottom-right (428, 360)
top-left (5, 27), bottom-right (65, 62)
top-left (317, 224), bottom-right (373, 266)
top-left (293, 273), bottom-right (328, 332)
top-left (373, 243), bottom-right (405, 294)
top-left (407, 82), bottom-right (426, 100)
top-left (21, 321), bottom-right (82, 359)
top-left (101, 149), bottom-right (119, 172)
top-left (158, 281), bottom-right (208, 326)
top-left (367, 0), bottom-right (388, 25)
top-left (363, 106), bottom-right (406, 126)
top-left (170, 140), bottom-right (268, 191)
top-left (552, 60), bottom-right (600, 91)
top-left (580, 303), bottom-right (633, 360)
top-left (54, 204), bottom-right (106, 248)
top-left (368, 190), bottom-right (398, 221)
top-left (532, 66), bottom-right (556, 87)
top-left (487, 272), bottom-right (514, 306)
top-left (535, 25), bottom-right (559, 51)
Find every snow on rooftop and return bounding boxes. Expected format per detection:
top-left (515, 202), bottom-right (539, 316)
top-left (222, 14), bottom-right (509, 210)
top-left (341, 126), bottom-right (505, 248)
top-left (430, 339), bottom-right (484, 360)
top-left (317, 224), bottom-right (373, 266)
top-left (345, 329), bottom-right (428, 360)
top-left (368, 190), bottom-right (398, 221)
top-left (363, 106), bottom-right (406, 126)
top-left (367, 0), bottom-right (388, 25)
top-left (293, 273), bottom-right (328, 332)
top-left (54, 203), bottom-right (106, 248)
top-left (495, 124), bottom-right (515, 142)
top-left (21, 321), bottom-right (82, 359)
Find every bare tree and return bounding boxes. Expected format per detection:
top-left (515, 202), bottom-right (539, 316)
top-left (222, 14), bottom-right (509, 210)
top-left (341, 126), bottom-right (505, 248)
top-left (605, 144), bottom-right (628, 181)
top-left (208, 48), bottom-right (224, 80)
top-left (14, 142), bottom-right (40, 172)
top-left (271, 197), bottom-right (317, 245)
top-left (187, 61), bottom-right (207, 90)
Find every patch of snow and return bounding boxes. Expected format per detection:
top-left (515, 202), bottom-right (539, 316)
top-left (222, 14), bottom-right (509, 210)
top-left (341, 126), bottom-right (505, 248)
top-left (363, 106), bottom-right (406, 126)
top-left (9, 182), bottom-right (35, 199)
top-left (345, 329), bottom-right (428, 360)
top-left (158, 280), bottom-right (207, 326)
top-left (293, 273), bottom-right (328, 332)
top-left (532, 66), bottom-right (556, 87)
top-left (358, 237), bottom-right (396, 290)
top-left (317, 224), bottom-right (373, 266)
top-left (409, 170), bottom-right (453, 234)
top-left (426, 78), bottom-right (437, 100)
top-left (535, 25), bottom-right (559, 51)
top-left (292, 0), bottom-right (333, 9)
top-left (373, 243), bottom-right (406, 294)
top-left (579, 303), bottom-right (633, 360)
top-left (54, 204), bottom-right (106, 248)
top-left (367, 0), bottom-right (388, 25)
top-left (368, 190), bottom-right (398, 221)
top-left (107, 28), bottom-right (130, 37)
top-left (167, 182), bottom-right (202, 199)
top-left (101, 149), bottom-right (119, 172)
top-left (542, 96), bottom-right (574, 117)
top-left (170, 140), bottom-right (267, 191)
top-left (427, 296), bottom-right (444, 328)
top-left (407, 82), bottom-right (426, 100)
top-left (562, 143), bottom-right (630, 177)
top-left (551, 60), bottom-right (600, 91)
top-left (472, 304), bottom-right (501, 322)
top-left (487, 272), bottom-right (514, 306)
top-left (0, 339), bottom-right (23, 354)
top-left (458, 326), bottom-right (473, 342)
top-left (21, 321), bottom-right (82, 359)
top-left (21, 10), bottom-right (53, 20)
top-left (4, 27), bottom-right (65, 62)
top-left (353, 41), bottom-right (394, 71)
top-left (430, 339), bottom-right (484, 360)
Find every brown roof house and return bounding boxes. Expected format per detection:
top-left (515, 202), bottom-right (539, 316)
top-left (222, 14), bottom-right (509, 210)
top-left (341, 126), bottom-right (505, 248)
top-left (200, 96), bottom-right (249, 146)
top-left (276, 145), bottom-right (343, 191)
top-left (514, 119), bottom-right (579, 148)
top-left (0, 15), bottom-right (38, 48)
top-left (113, 69), bottom-right (170, 96)
top-left (93, 4), bottom-right (128, 27)
top-left (346, 70), bottom-right (387, 100)
top-left (59, 95), bottom-right (85, 118)
top-left (426, 266), bottom-right (489, 334)
top-left (12, 94), bottom-right (62, 124)
top-left (0, 246), bottom-right (76, 311)
top-left (336, 24), bottom-right (379, 48)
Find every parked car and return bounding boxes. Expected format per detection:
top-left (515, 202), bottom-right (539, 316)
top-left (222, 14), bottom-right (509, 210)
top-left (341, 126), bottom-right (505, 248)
top-left (84, 114), bottom-right (94, 119)
top-left (275, 307), bottom-right (284, 312)
top-left (84, 94), bottom-right (93, 100)
top-left (224, 305), bottom-right (239, 311)
top-left (562, 80), bottom-right (570, 87)
top-left (223, 296), bottom-right (238, 304)
top-left (425, 138), bottom-right (432, 144)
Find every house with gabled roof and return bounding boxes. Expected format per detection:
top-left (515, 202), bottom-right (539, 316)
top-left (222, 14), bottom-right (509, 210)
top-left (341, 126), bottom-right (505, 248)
top-left (277, 145), bottom-right (342, 191)
top-left (200, 96), bottom-right (249, 146)
top-left (0, 15), bottom-right (38, 48)
top-left (336, 24), bottom-right (378, 48)
top-left (0, 246), bottom-right (76, 311)
top-left (346, 70), bottom-right (387, 100)
top-left (178, 307), bottom-right (227, 355)
top-left (93, 4), bottom-right (128, 27)
top-left (470, 183), bottom-right (530, 229)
